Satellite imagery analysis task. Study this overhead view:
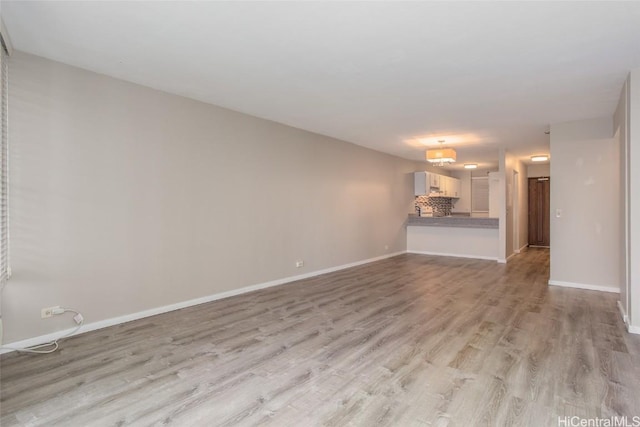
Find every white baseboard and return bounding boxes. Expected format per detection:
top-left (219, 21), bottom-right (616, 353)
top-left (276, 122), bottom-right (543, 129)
top-left (407, 250), bottom-right (498, 262)
top-left (504, 251), bottom-right (519, 263)
top-left (548, 280), bottom-right (620, 294)
top-left (617, 300), bottom-right (629, 327)
top-left (615, 302), bottom-right (640, 335)
top-left (514, 244), bottom-right (528, 254)
top-left (1, 251), bottom-right (405, 354)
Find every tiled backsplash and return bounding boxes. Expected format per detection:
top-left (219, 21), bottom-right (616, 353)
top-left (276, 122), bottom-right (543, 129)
top-left (415, 196), bottom-right (453, 216)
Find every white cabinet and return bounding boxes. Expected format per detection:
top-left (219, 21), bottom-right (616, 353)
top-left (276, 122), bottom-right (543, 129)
top-left (440, 176), bottom-right (450, 196)
top-left (414, 172), bottom-right (461, 198)
top-left (414, 172), bottom-right (427, 195)
top-left (414, 172), bottom-right (439, 195)
top-left (448, 177), bottom-right (461, 198)
top-left (429, 173), bottom-right (440, 189)
top-left (438, 175), bottom-right (461, 198)
top-left (428, 172), bottom-right (442, 196)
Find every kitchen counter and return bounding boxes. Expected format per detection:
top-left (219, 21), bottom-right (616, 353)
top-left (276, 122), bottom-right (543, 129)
top-left (407, 214), bottom-right (498, 229)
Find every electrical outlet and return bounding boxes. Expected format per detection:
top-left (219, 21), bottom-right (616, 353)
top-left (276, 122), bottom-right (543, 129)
top-left (295, 260), bottom-right (304, 268)
top-left (41, 306), bottom-right (60, 319)
top-left (73, 313), bottom-right (84, 325)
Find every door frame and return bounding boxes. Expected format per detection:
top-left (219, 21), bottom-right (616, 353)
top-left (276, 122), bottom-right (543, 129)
top-left (528, 176), bottom-right (550, 247)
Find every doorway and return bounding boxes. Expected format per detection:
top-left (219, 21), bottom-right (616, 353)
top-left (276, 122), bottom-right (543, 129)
top-left (528, 177), bottom-right (550, 247)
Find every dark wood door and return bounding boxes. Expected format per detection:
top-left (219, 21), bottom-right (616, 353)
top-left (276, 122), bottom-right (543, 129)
top-left (528, 177), bottom-right (550, 247)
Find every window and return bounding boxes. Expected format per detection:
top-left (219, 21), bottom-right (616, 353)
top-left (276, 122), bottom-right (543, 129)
top-left (471, 176), bottom-right (489, 213)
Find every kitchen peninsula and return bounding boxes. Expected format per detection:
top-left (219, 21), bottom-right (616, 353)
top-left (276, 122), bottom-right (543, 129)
top-left (406, 214), bottom-right (500, 261)
top-left (407, 214), bottom-right (498, 229)
top-left (409, 170), bottom-right (500, 261)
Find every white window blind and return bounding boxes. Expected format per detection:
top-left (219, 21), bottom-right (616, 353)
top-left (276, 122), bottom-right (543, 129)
top-left (0, 41), bottom-right (8, 286)
top-left (471, 176), bottom-right (489, 213)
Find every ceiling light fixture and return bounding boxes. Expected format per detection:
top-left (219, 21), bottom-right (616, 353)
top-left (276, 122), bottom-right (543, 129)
top-left (464, 163), bottom-right (478, 169)
top-left (426, 140), bottom-right (456, 166)
top-left (531, 155), bottom-right (549, 162)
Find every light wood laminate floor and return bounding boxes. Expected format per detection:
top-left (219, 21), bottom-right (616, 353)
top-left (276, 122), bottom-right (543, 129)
top-left (2, 249), bottom-right (640, 426)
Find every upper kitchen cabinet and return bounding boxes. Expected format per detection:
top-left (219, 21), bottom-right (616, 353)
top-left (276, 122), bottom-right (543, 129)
top-left (428, 172), bottom-right (440, 189)
top-left (414, 172), bottom-right (434, 195)
top-left (414, 172), bottom-right (460, 198)
top-left (446, 176), bottom-right (461, 198)
top-left (440, 176), bottom-right (451, 197)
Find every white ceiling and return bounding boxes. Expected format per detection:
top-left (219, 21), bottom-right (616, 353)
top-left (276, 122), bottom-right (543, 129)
top-left (3, 1), bottom-right (640, 170)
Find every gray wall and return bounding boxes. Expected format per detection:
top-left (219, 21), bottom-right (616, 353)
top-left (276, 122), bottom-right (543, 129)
top-left (526, 163), bottom-right (550, 178)
top-left (549, 117), bottom-right (620, 292)
top-left (4, 52), bottom-right (418, 343)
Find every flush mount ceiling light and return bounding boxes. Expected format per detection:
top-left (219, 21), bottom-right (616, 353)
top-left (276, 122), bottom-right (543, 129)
top-left (426, 140), bottom-right (456, 166)
top-left (531, 155), bottom-right (549, 162)
top-left (464, 163), bottom-right (478, 169)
